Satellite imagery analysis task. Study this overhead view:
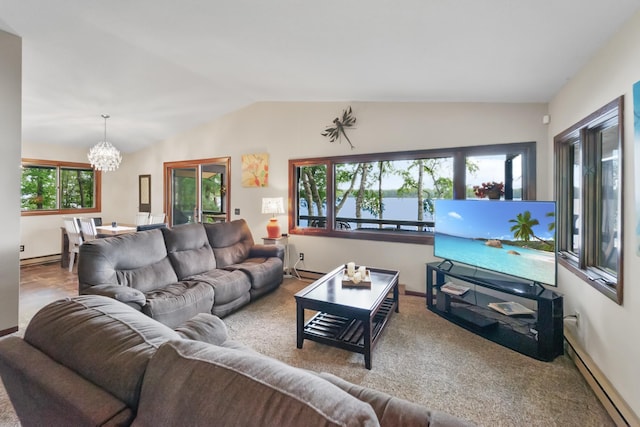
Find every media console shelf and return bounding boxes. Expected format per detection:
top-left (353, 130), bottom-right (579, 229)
top-left (426, 262), bottom-right (563, 361)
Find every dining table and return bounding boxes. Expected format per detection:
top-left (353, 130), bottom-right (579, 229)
top-left (94, 224), bottom-right (137, 237)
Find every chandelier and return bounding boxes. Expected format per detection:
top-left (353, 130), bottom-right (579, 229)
top-left (88, 114), bottom-right (122, 171)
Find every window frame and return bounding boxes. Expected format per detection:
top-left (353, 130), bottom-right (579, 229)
top-left (554, 96), bottom-right (624, 304)
top-left (21, 158), bottom-right (102, 216)
top-left (288, 142), bottom-right (536, 245)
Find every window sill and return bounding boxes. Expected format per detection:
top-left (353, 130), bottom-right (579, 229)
top-left (289, 228), bottom-right (434, 245)
top-left (558, 256), bottom-right (622, 305)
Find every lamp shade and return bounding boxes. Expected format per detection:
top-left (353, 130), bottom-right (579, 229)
top-left (262, 197), bottom-right (285, 238)
top-left (261, 197), bottom-right (284, 215)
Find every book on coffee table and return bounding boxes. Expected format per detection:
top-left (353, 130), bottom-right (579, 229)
top-left (488, 301), bottom-right (534, 316)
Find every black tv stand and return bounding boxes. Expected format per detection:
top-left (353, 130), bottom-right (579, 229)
top-left (426, 262), bottom-right (563, 361)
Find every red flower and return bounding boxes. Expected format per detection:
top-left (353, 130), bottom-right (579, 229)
top-left (472, 181), bottom-right (504, 198)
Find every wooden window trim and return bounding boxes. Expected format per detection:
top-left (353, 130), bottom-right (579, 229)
top-left (21, 158), bottom-right (102, 216)
top-left (288, 142), bottom-right (537, 245)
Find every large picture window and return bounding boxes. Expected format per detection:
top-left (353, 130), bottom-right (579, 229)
top-left (554, 97), bottom-right (624, 304)
top-left (289, 142), bottom-right (536, 244)
top-left (21, 159), bottom-right (101, 215)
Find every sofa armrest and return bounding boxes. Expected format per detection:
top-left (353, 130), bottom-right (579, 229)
top-left (0, 337), bottom-right (134, 427)
top-left (174, 313), bottom-right (230, 346)
top-left (317, 372), bottom-right (477, 427)
top-left (81, 284), bottom-right (146, 308)
top-left (249, 244), bottom-right (284, 260)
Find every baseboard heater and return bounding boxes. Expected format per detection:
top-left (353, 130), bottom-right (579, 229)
top-left (564, 328), bottom-right (638, 426)
top-left (20, 254), bottom-right (61, 266)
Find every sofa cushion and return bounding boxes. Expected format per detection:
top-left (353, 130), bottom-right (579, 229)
top-left (162, 223), bottom-right (216, 278)
top-left (227, 256), bottom-right (283, 292)
top-left (78, 230), bottom-right (178, 293)
top-left (116, 258), bottom-right (178, 293)
top-left (133, 340), bottom-right (380, 427)
top-left (204, 219), bottom-right (254, 267)
top-left (23, 295), bottom-right (182, 410)
top-left (142, 280), bottom-right (215, 328)
top-left (189, 268), bottom-right (251, 305)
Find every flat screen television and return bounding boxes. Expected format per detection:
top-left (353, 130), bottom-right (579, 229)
top-left (434, 199), bottom-right (557, 287)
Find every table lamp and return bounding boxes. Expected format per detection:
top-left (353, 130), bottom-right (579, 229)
top-left (262, 197), bottom-right (285, 238)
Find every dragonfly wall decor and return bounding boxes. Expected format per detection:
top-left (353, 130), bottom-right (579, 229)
top-left (321, 106), bottom-right (356, 149)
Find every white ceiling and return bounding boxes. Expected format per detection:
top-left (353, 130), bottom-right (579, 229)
top-left (1, 0), bottom-right (639, 152)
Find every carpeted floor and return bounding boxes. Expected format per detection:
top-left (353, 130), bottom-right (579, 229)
top-left (0, 277), bottom-right (613, 426)
top-left (223, 278), bottom-right (613, 427)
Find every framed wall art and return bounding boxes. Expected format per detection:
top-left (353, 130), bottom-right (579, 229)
top-left (241, 153), bottom-right (269, 187)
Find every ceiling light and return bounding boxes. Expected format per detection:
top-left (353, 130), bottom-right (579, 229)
top-left (88, 114), bottom-right (122, 172)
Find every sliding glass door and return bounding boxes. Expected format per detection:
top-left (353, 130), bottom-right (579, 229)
top-left (164, 157), bottom-right (230, 227)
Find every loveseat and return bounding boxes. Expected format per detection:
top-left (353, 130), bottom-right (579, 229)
top-left (78, 219), bottom-right (284, 327)
top-left (0, 296), bottom-right (474, 427)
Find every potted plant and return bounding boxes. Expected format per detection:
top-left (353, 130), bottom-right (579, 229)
top-left (473, 181), bottom-right (504, 199)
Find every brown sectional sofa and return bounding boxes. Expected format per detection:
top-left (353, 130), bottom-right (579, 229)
top-left (0, 296), bottom-right (475, 426)
top-left (77, 219), bottom-right (284, 327)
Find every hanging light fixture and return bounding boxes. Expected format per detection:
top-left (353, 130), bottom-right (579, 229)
top-left (88, 114), bottom-right (122, 171)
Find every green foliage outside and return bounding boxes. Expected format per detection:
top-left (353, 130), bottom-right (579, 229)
top-left (298, 158), bottom-right (480, 228)
top-left (21, 166), bottom-right (95, 210)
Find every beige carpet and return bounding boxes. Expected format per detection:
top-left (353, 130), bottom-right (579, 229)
top-left (0, 278), bottom-right (612, 427)
top-left (223, 278), bottom-right (613, 427)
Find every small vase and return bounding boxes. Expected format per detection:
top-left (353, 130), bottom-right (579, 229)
top-left (486, 190), bottom-right (501, 200)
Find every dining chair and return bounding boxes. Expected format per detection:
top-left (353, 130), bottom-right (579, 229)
top-left (62, 217), bottom-right (83, 273)
top-left (135, 212), bottom-right (150, 226)
top-left (79, 217), bottom-right (98, 241)
top-left (148, 213), bottom-right (166, 224)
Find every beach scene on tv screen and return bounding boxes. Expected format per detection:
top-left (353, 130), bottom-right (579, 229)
top-left (435, 200), bottom-right (556, 285)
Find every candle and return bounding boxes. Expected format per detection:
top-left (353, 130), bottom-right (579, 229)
top-left (358, 265), bottom-right (366, 277)
top-left (352, 271), bottom-right (362, 284)
top-left (347, 262), bottom-right (356, 277)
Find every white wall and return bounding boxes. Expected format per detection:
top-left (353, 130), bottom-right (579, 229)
top-left (102, 101), bottom-right (548, 295)
top-left (549, 11), bottom-right (640, 419)
top-left (0, 30), bottom-right (21, 332)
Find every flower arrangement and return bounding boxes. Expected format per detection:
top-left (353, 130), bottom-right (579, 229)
top-left (473, 181), bottom-right (504, 199)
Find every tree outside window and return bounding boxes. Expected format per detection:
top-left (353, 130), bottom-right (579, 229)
top-left (21, 159), bottom-right (101, 215)
top-left (289, 142), bottom-right (536, 244)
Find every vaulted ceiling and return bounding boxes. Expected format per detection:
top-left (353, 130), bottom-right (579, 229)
top-left (1, 0), bottom-right (638, 152)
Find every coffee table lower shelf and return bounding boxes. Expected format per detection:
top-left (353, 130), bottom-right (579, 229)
top-left (302, 298), bottom-right (395, 359)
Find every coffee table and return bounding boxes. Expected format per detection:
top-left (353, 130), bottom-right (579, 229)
top-left (295, 265), bottom-right (399, 369)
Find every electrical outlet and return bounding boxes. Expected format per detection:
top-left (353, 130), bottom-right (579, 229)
top-left (19, 245), bottom-right (24, 252)
top-left (299, 252), bottom-right (304, 261)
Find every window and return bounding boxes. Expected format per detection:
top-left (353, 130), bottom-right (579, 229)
top-left (21, 159), bottom-right (101, 216)
top-left (554, 97), bottom-right (624, 304)
top-left (289, 142), bottom-right (536, 244)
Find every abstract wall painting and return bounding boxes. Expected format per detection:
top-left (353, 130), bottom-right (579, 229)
top-left (634, 80), bottom-right (640, 255)
top-left (241, 153), bottom-right (269, 187)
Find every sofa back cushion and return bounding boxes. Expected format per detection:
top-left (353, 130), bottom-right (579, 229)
top-left (162, 223), bottom-right (216, 278)
top-left (23, 295), bottom-right (183, 410)
top-left (78, 229), bottom-right (178, 293)
top-left (203, 219), bottom-right (255, 267)
top-left (133, 340), bottom-right (379, 427)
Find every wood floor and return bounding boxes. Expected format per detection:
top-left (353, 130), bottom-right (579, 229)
top-left (18, 262), bottom-right (78, 330)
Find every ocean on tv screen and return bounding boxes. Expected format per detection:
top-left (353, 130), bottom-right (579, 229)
top-left (434, 199), bottom-right (557, 286)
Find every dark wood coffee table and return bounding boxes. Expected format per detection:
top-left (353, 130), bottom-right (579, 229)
top-left (295, 265), bottom-right (399, 369)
